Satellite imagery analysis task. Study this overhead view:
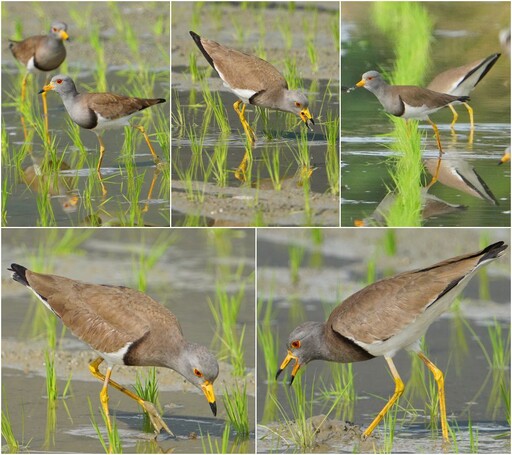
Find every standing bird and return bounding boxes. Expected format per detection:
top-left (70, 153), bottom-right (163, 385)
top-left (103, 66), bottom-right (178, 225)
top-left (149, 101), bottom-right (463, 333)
top-left (427, 53), bottom-right (501, 138)
top-left (356, 70), bottom-right (470, 185)
top-left (39, 75), bottom-right (165, 194)
top-left (276, 241), bottom-right (507, 441)
top-left (189, 31), bottom-right (313, 178)
top-left (9, 21), bottom-right (69, 140)
top-left (8, 264), bottom-right (218, 436)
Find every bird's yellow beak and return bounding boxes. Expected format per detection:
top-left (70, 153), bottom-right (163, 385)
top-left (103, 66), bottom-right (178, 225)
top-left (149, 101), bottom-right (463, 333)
top-left (38, 83), bottom-right (55, 94)
top-left (275, 350), bottom-right (301, 384)
top-left (201, 380), bottom-right (217, 416)
top-left (356, 79), bottom-right (366, 88)
top-left (60, 30), bottom-right (69, 41)
top-left (300, 108), bottom-right (314, 130)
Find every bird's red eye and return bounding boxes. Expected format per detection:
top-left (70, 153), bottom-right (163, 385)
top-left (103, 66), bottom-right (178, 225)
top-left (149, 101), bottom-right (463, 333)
top-left (291, 340), bottom-right (301, 349)
top-left (52, 27), bottom-right (57, 32)
top-left (295, 102), bottom-right (302, 108)
top-left (56, 79), bottom-right (63, 84)
top-left (194, 369), bottom-right (203, 377)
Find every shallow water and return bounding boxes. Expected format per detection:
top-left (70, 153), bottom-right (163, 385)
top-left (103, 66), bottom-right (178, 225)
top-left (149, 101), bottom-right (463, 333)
top-left (1, 229), bottom-right (255, 453)
top-left (256, 228), bottom-right (511, 453)
top-left (341, 1), bottom-right (511, 227)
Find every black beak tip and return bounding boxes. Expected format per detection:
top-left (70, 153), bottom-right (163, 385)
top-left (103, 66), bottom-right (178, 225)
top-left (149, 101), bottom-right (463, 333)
top-left (288, 375), bottom-right (296, 386)
top-left (210, 401), bottom-right (217, 416)
top-left (38, 89), bottom-right (44, 94)
top-left (306, 118), bottom-right (315, 130)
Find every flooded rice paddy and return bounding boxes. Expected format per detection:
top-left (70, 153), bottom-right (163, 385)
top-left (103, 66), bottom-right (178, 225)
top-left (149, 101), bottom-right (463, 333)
top-left (341, 1), bottom-right (511, 227)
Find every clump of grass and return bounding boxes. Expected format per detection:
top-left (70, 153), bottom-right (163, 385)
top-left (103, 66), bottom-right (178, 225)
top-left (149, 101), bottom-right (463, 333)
top-left (201, 422), bottom-right (231, 454)
top-left (1, 400), bottom-right (20, 453)
top-left (371, 2), bottom-right (433, 226)
top-left (89, 397), bottom-right (123, 454)
top-left (257, 296), bottom-right (279, 386)
top-left (133, 368), bottom-right (161, 432)
top-left (288, 243), bottom-right (305, 285)
top-left (223, 381), bottom-right (249, 438)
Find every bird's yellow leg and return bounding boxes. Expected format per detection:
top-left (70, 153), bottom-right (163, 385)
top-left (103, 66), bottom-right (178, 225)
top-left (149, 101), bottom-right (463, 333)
top-left (417, 352), bottom-right (449, 441)
top-left (233, 100), bottom-right (256, 145)
top-left (99, 365), bottom-right (114, 434)
top-left (234, 148), bottom-right (252, 182)
top-left (363, 356), bottom-right (405, 439)
top-left (134, 125), bottom-right (162, 165)
top-left (463, 102), bottom-right (474, 144)
top-left (426, 118), bottom-right (444, 188)
top-left (88, 357), bottom-right (173, 435)
top-left (427, 118), bottom-right (444, 154)
top-left (143, 168), bottom-right (160, 213)
top-left (448, 104), bottom-right (458, 133)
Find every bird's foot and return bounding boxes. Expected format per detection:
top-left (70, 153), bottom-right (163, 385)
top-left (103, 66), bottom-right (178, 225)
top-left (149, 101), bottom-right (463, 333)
top-left (142, 401), bottom-right (174, 437)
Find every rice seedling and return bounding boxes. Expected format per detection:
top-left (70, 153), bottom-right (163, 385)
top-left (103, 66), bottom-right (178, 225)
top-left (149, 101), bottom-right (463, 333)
top-left (271, 374), bottom-right (344, 451)
top-left (43, 350), bottom-right (57, 449)
top-left (378, 399), bottom-right (399, 453)
top-left (89, 398), bottom-right (122, 454)
top-left (468, 414), bottom-right (479, 453)
top-left (257, 297), bottom-right (279, 385)
top-left (324, 111), bottom-right (340, 195)
top-left (319, 363), bottom-right (355, 421)
top-left (201, 422), bottom-right (231, 454)
top-left (132, 230), bottom-right (177, 292)
top-left (288, 243), bottom-right (305, 285)
top-left (133, 368), bottom-right (161, 433)
top-left (1, 400), bottom-right (20, 453)
top-left (223, 381), bottom-right (249, 438)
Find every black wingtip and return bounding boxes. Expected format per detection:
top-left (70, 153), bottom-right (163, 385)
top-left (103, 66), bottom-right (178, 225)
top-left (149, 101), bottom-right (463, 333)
top-left (157, 98), bottom-right (166, 104)
top-left (478, 241), bottom-right (508, 265)
top-left (189, 30), bottom-right (215, 70)
top-left (8, 263), bottom-right (29, 287)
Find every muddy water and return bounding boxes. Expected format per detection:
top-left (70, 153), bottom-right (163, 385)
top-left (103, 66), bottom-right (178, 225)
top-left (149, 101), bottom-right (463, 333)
top-left (171, 2), bottom-right (340, 226)
top-left (1, 2), bottom-right (170, 227)
top-left (341, 1), bottom-right (511, 227)
top-left (256, 228), bottom-right (510, 453)
top-left (1, 229), bottom-right (255, 453)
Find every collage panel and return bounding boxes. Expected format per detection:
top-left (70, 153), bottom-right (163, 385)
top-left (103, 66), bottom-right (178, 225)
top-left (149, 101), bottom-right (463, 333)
top-left (2, 2), bottom-right (170, 227)
top-left (2, 228), bottom-right (255, 453)
top-left (257, 228), bottom-right (510, 452)
top-left (341, 1), bottom-right (510, 227)
top-left (171, 1), bottom-right (340, 227)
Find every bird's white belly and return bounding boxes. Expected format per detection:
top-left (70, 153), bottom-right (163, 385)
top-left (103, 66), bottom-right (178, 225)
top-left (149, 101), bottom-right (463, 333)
top-left (95, 342), bottom-right (132, 366)
top-left (401, 103), bottom-right (436, 120)
top-left (95, 113), bottom-right (132, 130)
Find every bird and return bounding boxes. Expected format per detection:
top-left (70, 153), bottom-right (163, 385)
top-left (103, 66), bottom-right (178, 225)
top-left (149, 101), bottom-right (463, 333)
top-left (423, 156), bottom-right (498, 205)
top-left (8, 264), bottom-right (219, 436)
top-left (356, 70), bottom-right (470, 185)
top-left (189, 31), bottom-right (314, 146)
top-left (427, 53), bottom-right (500, 136)
top-left (39, 75), bottom-right (165, 194)
top-left (8, 21), bottom-right (69, 140)
top-left (276, 241), bottom-right (508, 441)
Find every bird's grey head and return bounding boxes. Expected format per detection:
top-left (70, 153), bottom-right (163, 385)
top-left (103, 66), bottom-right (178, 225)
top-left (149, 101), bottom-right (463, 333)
top-left (275, 321), bottom-right (324, 384)
top-left (180, 343), bottom-right (219, 416)
top-left (285, 91), bottom-right (315, 130)
top-left (49, 22), bottom-right (69, 41)
top-left (38, 75), bottom-right (77, 97)
top-left (356, 70), bottom-right (386, 92)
